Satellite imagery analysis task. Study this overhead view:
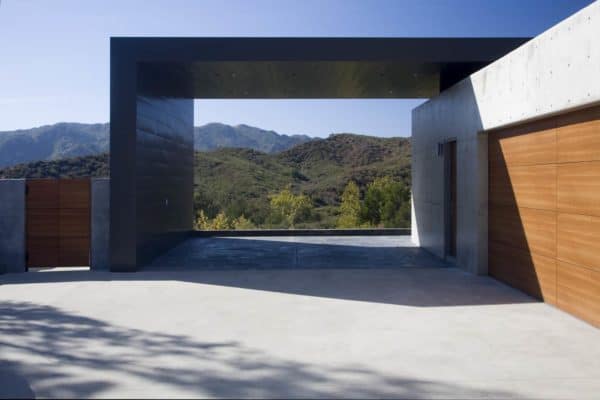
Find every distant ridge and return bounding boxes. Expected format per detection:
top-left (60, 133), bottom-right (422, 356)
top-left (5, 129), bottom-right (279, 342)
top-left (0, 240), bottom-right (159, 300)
top-left (0, 122), bottom-right (314, 168)
top-left (193, 122), bottom-right (312, 153)
top-left (0, 122), bottom-right (109, 169)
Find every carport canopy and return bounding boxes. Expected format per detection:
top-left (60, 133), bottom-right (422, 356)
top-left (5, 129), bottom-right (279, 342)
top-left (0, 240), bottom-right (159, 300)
top-left (109, 37), bottom-right (528, 271)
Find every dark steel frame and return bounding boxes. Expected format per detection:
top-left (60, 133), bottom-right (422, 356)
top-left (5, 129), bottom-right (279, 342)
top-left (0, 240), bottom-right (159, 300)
top-left (110, 37), bottom-right (529, 272)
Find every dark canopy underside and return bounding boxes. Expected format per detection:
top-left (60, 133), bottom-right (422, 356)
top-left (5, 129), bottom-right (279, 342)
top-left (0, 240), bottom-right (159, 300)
top-left (119, 37), bottom-right (529, 98)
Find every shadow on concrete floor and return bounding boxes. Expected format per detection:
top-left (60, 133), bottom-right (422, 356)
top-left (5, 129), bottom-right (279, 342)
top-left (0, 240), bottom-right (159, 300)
top-left (0, 267), bottom-right (537, 308)
top-left (1, 237), bottom-right (535, 308)
top-left (0, 300), bottom-right (521, 399)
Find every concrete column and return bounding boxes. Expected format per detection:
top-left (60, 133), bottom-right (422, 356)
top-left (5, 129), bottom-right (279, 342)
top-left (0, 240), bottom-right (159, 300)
top-left (0, 179), bottom-right (26, 273)
top-left (91, 178), bottom-right (110, 270)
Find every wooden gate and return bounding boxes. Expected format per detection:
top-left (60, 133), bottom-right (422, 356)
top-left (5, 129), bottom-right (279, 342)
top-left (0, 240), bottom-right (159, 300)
top-left (26, 179), bottom-right (91, 268)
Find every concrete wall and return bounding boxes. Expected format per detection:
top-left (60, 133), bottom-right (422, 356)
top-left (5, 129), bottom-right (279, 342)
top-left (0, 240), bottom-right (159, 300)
top-left (412, 1), bottom-right (600, 274)
top-left (0, 180), bottom-right (25, 273)
top-left (91, 178), bottom-right (110, 270)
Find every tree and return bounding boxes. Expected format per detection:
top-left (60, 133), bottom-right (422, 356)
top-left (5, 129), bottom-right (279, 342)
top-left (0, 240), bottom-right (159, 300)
top-left (269, 187), bottom-right (312, 228)
top-left (196, 210), bottom-right (232, 230)
top-left (361, 176), bottom-right (410, 228)
top-left (194, 191), bottom-right (219, 219)
top-left (210, 212), bottom-right (231, 230)
top-left (195, 210), bottom-right (210, 230)
top-left (232, 215), bottom-right (256, 230)
top-left (337, 181), bottom-right (361, 228)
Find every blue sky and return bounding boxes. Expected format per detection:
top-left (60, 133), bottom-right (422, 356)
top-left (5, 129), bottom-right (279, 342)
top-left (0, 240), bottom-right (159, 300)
top-left (0, 0), bottom-right (593, 137)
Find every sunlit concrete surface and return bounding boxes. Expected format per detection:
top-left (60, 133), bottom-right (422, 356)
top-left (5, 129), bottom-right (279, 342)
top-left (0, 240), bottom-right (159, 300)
top-left (2, 255), bottom-right (600, 399)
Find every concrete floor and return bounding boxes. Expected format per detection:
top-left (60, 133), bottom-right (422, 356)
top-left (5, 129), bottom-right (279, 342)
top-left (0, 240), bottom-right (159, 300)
top-left (147, 236), bottom-right (449, 269)
top-left (1, 237), bottom-right (600, 398)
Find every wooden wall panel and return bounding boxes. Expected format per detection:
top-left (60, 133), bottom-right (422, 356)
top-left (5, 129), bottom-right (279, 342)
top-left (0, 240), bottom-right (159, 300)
top-left (489, 242), bottom-right (556, 304)
top-left (26, 208), bottom-right (59, 238)
top-left (59, 179), bottom-right (90, 209)
top-left (488, 164), bottom-right (513, 206)
top-left (59, 179), bottom-right (90, 266)
top-left (26, 178), bottom-right (90, 268)
top-left (489, 125), bottom-right (556, 166)
top-left (488, 104), bottom-right (600, 327)
top-left (557, 261), bottom-right (600, 327)
top-left (26, 238), bottom-right (58, 268)
top-left (490, 164), bottom-right (556, 210)
top-left (26, 180), bottom-right (59, 268)
top-left (557, 107), bottom-right (600, 163)
top-left (489, 205), bottom-right (556, 258)
top-left (59, 208), bottom-right (90, 238)
top-left (557, 162), bottom-right (600, 217)
top-left (557, 213), bottom-right (600, 272)
top-left (59, 237), bottom-right (90, 266)
top-left (26, 179), bottom-right (58, 209)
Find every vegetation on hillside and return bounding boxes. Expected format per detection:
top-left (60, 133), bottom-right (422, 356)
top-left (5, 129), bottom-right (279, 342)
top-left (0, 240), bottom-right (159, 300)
top-left (193, 134), bottom-right (411, 228)
top-left (0, 133), bottom-right (411, 229)
top-left (194, 176), bottom-right (410, 230)
top-left (0, 153), bottom-right (109, 178)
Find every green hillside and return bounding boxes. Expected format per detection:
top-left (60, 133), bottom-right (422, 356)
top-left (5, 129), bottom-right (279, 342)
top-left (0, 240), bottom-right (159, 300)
top-left (0, 153), bottom-right (109, 179)
top-left (278, 133), bottom-right (411, 205)
top-left (0, 134), bottom-right (411, 229)
top-left (193, 134), bottom-right (410, 228)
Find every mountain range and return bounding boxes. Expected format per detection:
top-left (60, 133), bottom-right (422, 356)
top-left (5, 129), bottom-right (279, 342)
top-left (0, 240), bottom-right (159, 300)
top-left (0, 122), bottom-right (313, 168)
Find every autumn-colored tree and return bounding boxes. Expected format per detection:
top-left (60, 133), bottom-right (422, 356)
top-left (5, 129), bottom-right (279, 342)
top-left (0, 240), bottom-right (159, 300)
top-left (195, 210), bottom-right (210, 230)
top-left (196, 210), bottom-right (232, 230)
top-left (210, 212), bottom-right (231, 230)
top-left (337, 181), bottom-right (361, 228)
top-left (232, 215), bottom-right (256, 230)
top-left (269, 187), bottom-right (312, 228)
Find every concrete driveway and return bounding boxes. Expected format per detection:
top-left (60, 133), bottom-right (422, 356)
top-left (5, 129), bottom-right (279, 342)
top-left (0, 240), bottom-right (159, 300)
top-left (1, 238), bottom-right (599, 398)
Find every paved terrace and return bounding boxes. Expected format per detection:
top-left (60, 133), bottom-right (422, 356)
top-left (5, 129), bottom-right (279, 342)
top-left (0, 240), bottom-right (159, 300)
top-left (1, 236), bottom-right (599, 399)
top-left (147, 236), bottom-right (448, 269)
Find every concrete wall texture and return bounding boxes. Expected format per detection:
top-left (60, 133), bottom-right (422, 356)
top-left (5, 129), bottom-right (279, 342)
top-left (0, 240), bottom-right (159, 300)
top-left (0, 180), bottom-right (25, 273)
top-left (91, 178), bottom-right (110, 270)
top-left (411, 1), bottom-right (600, 274)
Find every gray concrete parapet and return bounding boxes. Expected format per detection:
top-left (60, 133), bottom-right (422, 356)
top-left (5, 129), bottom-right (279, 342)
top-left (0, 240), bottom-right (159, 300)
top-left (91, 178), bottom-right (110, 270)
top-left (0, 179), bottom-right (26, 273)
